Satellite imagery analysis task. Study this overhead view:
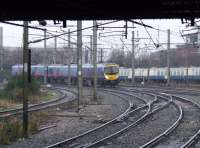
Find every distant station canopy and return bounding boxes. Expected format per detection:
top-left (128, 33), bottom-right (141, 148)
top-left (0, 0), bottom-right (200, 20)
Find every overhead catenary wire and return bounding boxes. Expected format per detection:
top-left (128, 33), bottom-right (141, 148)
top-left (2, 20), bottom-right (186, 58)
top-left (28, 20), bottom-right (120, 44)
top-left (1, 20), bottom-right (121, 45)
top-left (139, 20), bottom-right (159, 48)
top-left (0, 21), bottom-right (46, 31)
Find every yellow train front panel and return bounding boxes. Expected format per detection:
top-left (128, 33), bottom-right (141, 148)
top-left (104, 74), bottom-right (119, 81)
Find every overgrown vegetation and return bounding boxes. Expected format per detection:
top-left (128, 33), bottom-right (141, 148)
top-left (0, 111), bottom-right (49, 144)
top-left (0, 73), bottom-right (40, 102)
top-left (0, 75), bottom-right (61, 145)
top-left (0, 75), bottom-right (60, 110)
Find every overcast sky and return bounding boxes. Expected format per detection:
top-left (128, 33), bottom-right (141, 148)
top-left (0, 19), bottom-right (189, 59)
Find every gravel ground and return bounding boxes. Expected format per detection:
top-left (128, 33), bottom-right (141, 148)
top-left (153, 98), bottom-right (200, 148)
top-left (64, 105), bottom-right (147, 148)
top-left (194, 138), bottom-right (200, 148)
top-left (132, 86), bottom-right (200, 148)
top-left (47, 89), bottom-right (148, 148)
top-left (116, 86), bottom-right (200, 148)
top-left (172, 94), bottom-right (200, 148)
top-left (0, 87), bottom-right (130, 148)
top-left (103, 103), bottom-right (179, 148)
top-left (115, 87), bottom-right (156, 103)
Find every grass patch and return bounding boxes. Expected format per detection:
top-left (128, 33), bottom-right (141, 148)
top-left (0, 89), bottom-right (60, 110)
top-left (0, 74), bottom-right (59, 110)
top-left (40, 89), bottom-right (60, 102)
top-left (0, 100), bottom-right (21, 111)
top-left (0, 111), bottom-right (49, 145)
top-left (4, 73), bottom-right (40, 102)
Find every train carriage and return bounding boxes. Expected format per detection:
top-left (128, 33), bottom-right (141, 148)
top-left (11, 63), bottom-right (120, 86)
top-left (119, 66), bottom-right (200, 84)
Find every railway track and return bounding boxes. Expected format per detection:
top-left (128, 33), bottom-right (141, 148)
top-left (30, 85), bottom-right (199, 148)
top-left (46, 88), bottom-right (175, 148)
top-left (0, 87), bottom-right (76, 118)
top-left (103, 88), bottom-right (181, 148)
top-left (124, 87), bottom-right (200, 148)
top-left (45, 88), bottom-right (152, 148)
top-left (48, 86), bottom-right (200, 148)
top-left (119, 84), bottom-right (200, 96)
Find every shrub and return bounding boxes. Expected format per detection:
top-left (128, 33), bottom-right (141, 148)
top-left (0, 118), bottom-right (23, 144)
top-left (6, 74), bottom-right (40, 94)
top-left (0, 73), bottom-right (41, 102)
top-left (0, 113), bottom-right (46, 144)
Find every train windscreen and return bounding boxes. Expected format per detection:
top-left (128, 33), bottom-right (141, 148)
top-left (104, 66), bottom-right (119, 74)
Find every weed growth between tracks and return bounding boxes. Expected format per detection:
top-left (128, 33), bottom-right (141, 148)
top-left (0, 111), bottom-right (49, 144)
top-left (0, 74), bottom-right (59, 110)
top-left (1, 74), bottom-right (40, 101)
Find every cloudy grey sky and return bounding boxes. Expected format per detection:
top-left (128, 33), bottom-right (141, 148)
top-left (0, 19), bottom-right (188, 57)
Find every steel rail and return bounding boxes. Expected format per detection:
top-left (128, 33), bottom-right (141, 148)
top-left (172, 94), bottom-right (200, 148)
top-left (46, 88), bottom-right (152, 148)
top-left (140, 96), bottom-right (183, 148)
top-left (0, 87), bottom-right (75, 118)
top-left (101, 88), bottom-right (148, 104)
top-left (82, 88), bottom-right (172, 148)
top-left (117, 88), bottom-right (184, 148)
top-left (85, 99), bottom-right (172, 148)
top-left (118, 84), bottom-right (200, 96)
top-left (153, 92), bottom-right (200, 148)
top-left (128, 87), bottom-right (200, 148)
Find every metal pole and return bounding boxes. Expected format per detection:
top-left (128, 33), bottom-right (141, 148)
top-left (93, 20), bottom-right (97, 100)
top-left (0, 27), bottom-right (3, 71)
top-left (90, 35), bottom-right (93, 64)
top-left (85, 49), bottom-right (89, 63)
top-left (158, 25), bottom-right (160, 44)
top-left (167, 29), bottom-right (170, 86)
top-left (122, 37), bottom-right (125, 66)
top-left (68, 29), bottom-right (71, 86)
top-left (186, 50), bottom-right (189, 86)
top-left (68, 63), bottom-right (71, 86)
top-left (22, 21), bottom-right (29, 138)
top-left (77, 21), bottom-right (83, 111)
top-left (132, 31), bottom-right (135, 85)
top-left (100, 48), bottom-right (103, 63)
top-left (68, 29), bottom-right (70, 49)
top-left (27, 49), bottom-right (31, 83)
top-left (53, 36), bottom-right (57, 64)
top-left (44, 29), bottom-right (47, 84)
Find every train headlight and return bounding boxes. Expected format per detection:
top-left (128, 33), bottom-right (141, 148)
top-left (105, 75), bottom-right (109, 80)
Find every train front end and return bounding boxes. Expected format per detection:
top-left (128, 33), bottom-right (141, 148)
top-left (103, 63), bottom-right (119, 86)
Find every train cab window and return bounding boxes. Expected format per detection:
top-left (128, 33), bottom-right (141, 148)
top-left (104, 66), bottom-right (119, 74)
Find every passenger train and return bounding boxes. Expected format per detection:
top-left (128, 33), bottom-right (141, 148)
top-left (11, 63), bottom-right (119, 86)
top-left (119, 67), bottom-right (200, 83)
